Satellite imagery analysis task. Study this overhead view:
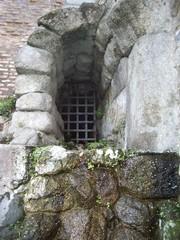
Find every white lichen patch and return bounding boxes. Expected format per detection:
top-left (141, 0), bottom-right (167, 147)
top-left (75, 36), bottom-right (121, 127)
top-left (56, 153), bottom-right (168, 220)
top-left (50, 146), bottom-right (69, 160)
top-left (105, 148), bottom-right (119, 160)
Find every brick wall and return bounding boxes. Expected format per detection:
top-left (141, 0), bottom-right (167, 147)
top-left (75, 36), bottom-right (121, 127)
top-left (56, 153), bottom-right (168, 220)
top-left (0, 0), bottom-right (63, 98)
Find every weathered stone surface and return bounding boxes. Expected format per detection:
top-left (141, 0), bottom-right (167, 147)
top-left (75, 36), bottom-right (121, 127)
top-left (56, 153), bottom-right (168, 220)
top-left (77, 54), bottom-right (93, 73)
top-left (56, 208), bottom-right (90, 240)
top-left (80, 2), bottom-right (105, 26)
top-left (106, 0), bottom-right (174, 54)
top-left (0, 192), bottom-right (24, 228)
top-left (114, 195), bottom-right (152, 232)
top-left (0, 145), bottom-right (27, 228)
top-left (35, 146), bottom-right (80, 175)
top-left (101, 38), bottom-right (122, 92)
top-left (10, 128), bottom-right (40, 146)
top-left (100, 88), bottom-right (126, 147)
top-left (111, 57), bottom-right (128, 99)
top-left (95, 168), bottom-right (119, 205)
top-left (109, 224), bottom-right (147, 240)
top-left (126, 32), bottom-right (180, 152)
top-left (15, 74), bottom-right (54, 96)
top-left (24, 174), bottom-right (74, 213)
top-left (9, 111), bottom-right (62, 137)
top-left (156, 200), bottom-right (180, 240)
top-left (38, 8), bottom-right (85, 36)
top-left (28, 26), bottom-right (62, 54)
top-left (0, 145), bottom-right (28, 193)
top-left (69, 168), bottom-right (95, 208)
top-left (10, 128), bottom-right (59, 146)
top-left (51, 105), bottom-right (64, 131)
top-left (88, 207), bottom-right (107, 240)
top-left (16, 93), bottom-right (53, 112)
top-left (15, 45), bottom-right (55, 76)
top-left (20, 213), bottom-right (60, 240)
top-left (117, 153), bottom-right (180, 199)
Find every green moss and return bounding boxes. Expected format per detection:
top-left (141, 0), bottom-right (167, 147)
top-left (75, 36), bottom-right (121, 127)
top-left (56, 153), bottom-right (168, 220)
top-left (96, 106), bottom-right (104, 120)
top-left (0, 96), bottom-right (16, 117)
top-left (158, 200), bottom-right (180, 240)
top-left (28, 146), bottom-right (51, 176)
top-left (87, 148), bottom-right (135, 170)
top-left (85, 140), bottom-right (111, 150)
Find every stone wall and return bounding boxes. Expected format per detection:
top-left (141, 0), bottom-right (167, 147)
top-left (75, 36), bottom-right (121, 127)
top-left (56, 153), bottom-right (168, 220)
top-left (1, 0), bottom-right (178, 152)
top-left (0, 0), bottom-right (63, 98)
top-left (0, 145), bottom-right (179, 239)
top-left (0, 1), bottom-right (180, 239)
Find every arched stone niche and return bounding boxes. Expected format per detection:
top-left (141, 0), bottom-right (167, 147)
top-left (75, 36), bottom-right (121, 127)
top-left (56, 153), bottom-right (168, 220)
top-left (9, 3), bottom-right (106, 146)
top-left (7, 0), bottom-right (180, 152)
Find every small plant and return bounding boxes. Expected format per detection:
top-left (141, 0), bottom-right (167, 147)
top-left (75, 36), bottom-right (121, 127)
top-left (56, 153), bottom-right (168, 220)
top-left (87, 160), bottom-right (95, 170)
top-left (96, 195), bottom-right (102, 205)
top-left (106, 202), bottom-right (111, 209)
top-left (0, 96), bottom-right (16, 117)
top-left (96, 106), bottom-right (104, 119)
top-left (28, 146), bottom-right (51, 176)
top-left (86, 140), bottom-right (112, 150)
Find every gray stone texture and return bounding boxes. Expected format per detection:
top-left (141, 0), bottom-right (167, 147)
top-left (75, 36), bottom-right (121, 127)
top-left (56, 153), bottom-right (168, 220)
top-left (28, 27), bottom-right (62, 54)
top-left (15, 74), bottom-right (54, 96)
top-left (9, 111), bottom-right (62, 138)
top-left (126, 32), bottom-right (180, 152)
top-left (38, 8), bottom-right (85, 36)
top-left (117, 153), bottom-right (180, 199)
top-left (15, 45), bottom-right (55, 76)
top-left (0, 145), bottom-right (179, 239)
top-left (0, 145), bottom-right (28, 227)
top-left (16, 93), bottom-right (53, 112)
top-left (100, 88), bottom-right (126, 147)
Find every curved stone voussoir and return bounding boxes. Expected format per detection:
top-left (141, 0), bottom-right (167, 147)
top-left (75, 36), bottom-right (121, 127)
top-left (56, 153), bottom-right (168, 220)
top-left (9, 111), bottom-right (62, 138)
top-left (15, 45), bottom-right (55, 76)
top-left (38, 8), bottom-right (85, 36)
top-left (15, 74), bottom-right (54, 96)
top-left (27, 26), bottom-right (62, 54)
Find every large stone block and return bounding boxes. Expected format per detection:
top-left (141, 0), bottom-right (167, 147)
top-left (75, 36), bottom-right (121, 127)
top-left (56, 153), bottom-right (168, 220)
top-left (15, 45), bottom-right (55, 76)
top-left (0, 145), bottom-right (28, 227)
top-left (114, 195), bottom-right (152, 232)
top-left (126, 32), bottom-right (180, 152)
top-left (15, 74), bottom-right (54, 96)
top-left (9, 111), bottom-right (61, 137)
top-left (100, 88), bottom-right (126, 147)
top-left (10, 128), bottom-right (60, 146)
top-left (117, 153), bottom-right (180, 199)
top-left (16, 93), bottom-right (53, 112)
top-left (28, 27), bottom-right (62, 54)
top-left (0, 145), bottom-right (28, 194)
top-left (38, 8), bottom-right (85, 36)
top-left (111, 57), bottom-right (128, 99)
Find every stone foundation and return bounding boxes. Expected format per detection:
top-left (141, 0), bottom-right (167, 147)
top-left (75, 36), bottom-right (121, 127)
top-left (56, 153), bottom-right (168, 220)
top-left (0, 145), bottom-right (179, 239)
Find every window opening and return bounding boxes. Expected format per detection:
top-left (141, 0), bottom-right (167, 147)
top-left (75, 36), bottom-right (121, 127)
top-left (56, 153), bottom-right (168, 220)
top-left (59, 82), bottom-right (96, 144)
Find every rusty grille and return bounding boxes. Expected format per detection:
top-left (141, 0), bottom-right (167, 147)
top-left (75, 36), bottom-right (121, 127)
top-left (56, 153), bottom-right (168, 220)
top-left (60, 82), bottom-right (96, 144)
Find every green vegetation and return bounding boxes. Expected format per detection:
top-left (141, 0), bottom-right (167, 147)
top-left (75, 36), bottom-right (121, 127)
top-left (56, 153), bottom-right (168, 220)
top-left (28, 146), bottom-right (51, 176)
top-left (85, 140), bottom-right (111, 150)
top-left (87, 147), bottom-right (135, 170)
top-left (158, 200), bottom-right (180, 240)
top-left (96, 106), bottom-right (104, 119)
top-left (9, 218), bottom-right (24, 240)
top-left (96, 195), bottom-right (102, 205)
top-left (0, 96), bottom-right (16, 117)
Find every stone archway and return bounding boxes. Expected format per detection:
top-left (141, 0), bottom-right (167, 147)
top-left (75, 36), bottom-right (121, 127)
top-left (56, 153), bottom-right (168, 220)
top-left (8, 3), bottom-right (105, 146)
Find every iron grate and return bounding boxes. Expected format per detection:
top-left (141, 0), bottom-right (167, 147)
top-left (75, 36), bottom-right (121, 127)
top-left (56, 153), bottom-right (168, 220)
top-left (59, 82), bottom-right (96, 144)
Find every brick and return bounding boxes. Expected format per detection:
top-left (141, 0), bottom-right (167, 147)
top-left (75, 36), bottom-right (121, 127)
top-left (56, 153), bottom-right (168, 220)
top-left (0, 0), bottom-right (64, 98)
